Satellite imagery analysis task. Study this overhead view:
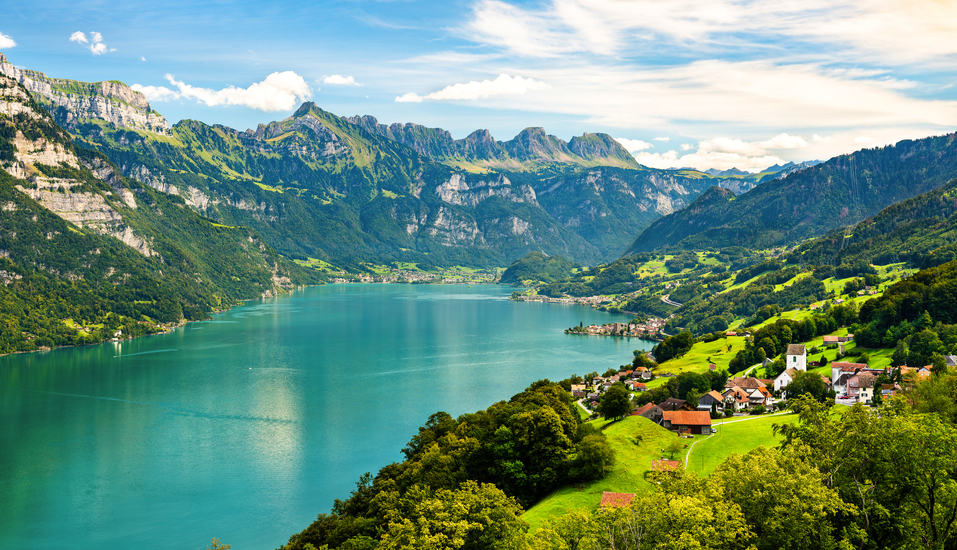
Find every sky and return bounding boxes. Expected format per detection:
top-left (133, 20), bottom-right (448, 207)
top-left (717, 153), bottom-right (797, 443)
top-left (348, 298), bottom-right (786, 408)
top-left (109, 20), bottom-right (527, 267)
top-left (1, 0), bottom-right (956, 172)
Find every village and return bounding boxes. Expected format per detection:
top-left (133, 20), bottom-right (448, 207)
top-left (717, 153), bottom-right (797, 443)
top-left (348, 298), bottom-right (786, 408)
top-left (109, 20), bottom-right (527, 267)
top-left (571, 337), bottom-right (933, 511)
top-left (564, 318), bottom-right (669, 339)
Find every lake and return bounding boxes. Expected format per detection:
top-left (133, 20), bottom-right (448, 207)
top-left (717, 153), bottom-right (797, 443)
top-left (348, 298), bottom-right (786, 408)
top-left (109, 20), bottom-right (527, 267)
top-left (0, 284), bottom-right (651, 549)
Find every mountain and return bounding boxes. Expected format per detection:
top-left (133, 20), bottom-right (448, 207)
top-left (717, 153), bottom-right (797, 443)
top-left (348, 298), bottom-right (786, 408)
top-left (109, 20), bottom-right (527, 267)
top-left (0, 53), bottom-right (730, 266)
top-left (0, 68), bottom-right (319, 353)
top-left (498, 251), bottom-right (577, 285)
top-left (342, 115), bottom-right (639, 172)
top-left (756, 160), bottom-right (822, 183)
top-left (624, 133), bottom-right (957, 254)
top-left (785, 177), bottom-right (957, 269)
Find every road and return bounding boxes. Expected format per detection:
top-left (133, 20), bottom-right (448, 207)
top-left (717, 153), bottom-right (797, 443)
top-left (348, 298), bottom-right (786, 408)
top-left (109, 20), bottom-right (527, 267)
top-left (661, 294), bottom-right (682, 307)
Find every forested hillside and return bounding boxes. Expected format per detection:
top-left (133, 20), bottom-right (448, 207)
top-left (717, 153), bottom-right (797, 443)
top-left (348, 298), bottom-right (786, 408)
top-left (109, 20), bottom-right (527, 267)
top-left (626, 132), bottom-right (957, 253)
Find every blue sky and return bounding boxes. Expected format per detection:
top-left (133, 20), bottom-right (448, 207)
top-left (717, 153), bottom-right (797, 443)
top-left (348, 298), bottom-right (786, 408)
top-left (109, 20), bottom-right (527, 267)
top-left (2, 0), bottom-right (956, 171)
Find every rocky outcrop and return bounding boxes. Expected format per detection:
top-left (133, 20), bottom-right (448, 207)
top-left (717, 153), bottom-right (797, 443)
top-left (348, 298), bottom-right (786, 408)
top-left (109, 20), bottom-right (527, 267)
top-left (343, 114), bottom-right (639, 171)
top-left (0, 53), bottom-right (170, 135)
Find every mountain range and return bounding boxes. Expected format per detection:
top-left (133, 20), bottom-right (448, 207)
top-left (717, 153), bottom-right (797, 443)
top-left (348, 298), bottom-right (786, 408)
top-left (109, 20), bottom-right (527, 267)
top-left (0, 52), bottom-right (768, 269)
top-left (625, 132), bottom-right (957, 254)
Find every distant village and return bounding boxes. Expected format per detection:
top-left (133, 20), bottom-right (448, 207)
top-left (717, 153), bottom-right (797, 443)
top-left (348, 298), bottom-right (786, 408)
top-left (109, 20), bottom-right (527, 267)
top-left (565, 318), bottom-right (668, 339)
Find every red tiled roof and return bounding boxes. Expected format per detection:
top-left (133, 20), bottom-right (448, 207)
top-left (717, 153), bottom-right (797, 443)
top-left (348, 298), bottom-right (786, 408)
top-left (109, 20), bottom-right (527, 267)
top-left (633, 403), bottom-right (657, 416)
top-left (600, 492), bottom-right (635, 508)
top-left (662, 410), bottom-right (712, 426)
top-left (652, 460), bottom-right (682, 471)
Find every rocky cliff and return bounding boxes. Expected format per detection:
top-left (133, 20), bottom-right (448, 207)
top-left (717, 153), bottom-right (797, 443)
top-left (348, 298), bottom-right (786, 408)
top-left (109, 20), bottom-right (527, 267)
top-left (0, 52), bottom-right (170, 135)
top-left (342, 114), bottom-right (639, 172)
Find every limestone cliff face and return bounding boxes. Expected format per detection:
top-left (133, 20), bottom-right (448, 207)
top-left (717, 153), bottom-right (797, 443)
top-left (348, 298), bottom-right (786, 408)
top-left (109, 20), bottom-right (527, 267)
top-left (432, 173), bottom-right (539, 208)
top-left (342, 114), bottom-right (639, 171)
top-left (0, 52), bottom-right (170, 135)
top-left (0, 72), bottom-right (155, 255)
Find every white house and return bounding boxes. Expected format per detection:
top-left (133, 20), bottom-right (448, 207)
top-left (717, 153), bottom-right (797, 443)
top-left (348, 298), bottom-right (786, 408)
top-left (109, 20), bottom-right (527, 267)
top-left (774, 368), bottom-right (800, 393)
top-left (786, 344), bottom-right (807, 372)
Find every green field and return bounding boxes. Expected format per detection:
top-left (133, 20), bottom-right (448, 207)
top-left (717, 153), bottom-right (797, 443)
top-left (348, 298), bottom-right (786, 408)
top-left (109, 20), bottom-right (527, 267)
top-left (522, 415), bottom-right (698, 530)
top-left (685, 412), bottom-right (799, 477)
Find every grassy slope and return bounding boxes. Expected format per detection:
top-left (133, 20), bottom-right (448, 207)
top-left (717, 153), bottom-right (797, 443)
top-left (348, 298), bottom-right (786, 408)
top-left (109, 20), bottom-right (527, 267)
top-left (522, 415), bottom-right (701, 530)
top-left (685, 412), bottom-right (799, 477)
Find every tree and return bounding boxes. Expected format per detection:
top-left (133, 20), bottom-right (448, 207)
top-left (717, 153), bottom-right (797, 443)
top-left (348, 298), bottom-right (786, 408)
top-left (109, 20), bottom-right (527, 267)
top-left (571, 435), bottom-right (614, 480)
top-left (709, 447), bottom-right (854, 550)
top-left (597, 382), bottom-right (632, 420)
top-left (665, 438), bottom-right (684, 459)
top-left (378, 481), bottom-right (529, 550)
top-left (892, 339), bottom-right (909, 367)
top-left (785, 371), bottom-right (828, 402)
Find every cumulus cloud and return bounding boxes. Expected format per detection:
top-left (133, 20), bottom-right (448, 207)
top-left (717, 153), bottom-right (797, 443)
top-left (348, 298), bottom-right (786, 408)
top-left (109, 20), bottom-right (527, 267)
top-left (813, 134), bottom-right (832, 142)
top-left (653, 137), bottom-right (670, 142)
top-left (70, 31), bottom-right (113, 55)
top-left (625, 132), bottom-right (812, 172)
top-left (633, 148), bottom-right (786, 173)
top-left (323, 75), bottom-right (361, 86)
top-left (0, 32), bottom-right (16, 49)
top-left (614, 138), bottom-right (652, 152)
top-left (396, 73), bottom-right (548, 103)
top-left (132, 72), bottom-right (312, 111)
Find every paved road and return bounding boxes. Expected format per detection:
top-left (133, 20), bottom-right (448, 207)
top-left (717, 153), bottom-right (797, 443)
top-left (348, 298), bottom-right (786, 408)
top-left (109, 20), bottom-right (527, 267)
top-left (661, 294), bottom-right (683, 307)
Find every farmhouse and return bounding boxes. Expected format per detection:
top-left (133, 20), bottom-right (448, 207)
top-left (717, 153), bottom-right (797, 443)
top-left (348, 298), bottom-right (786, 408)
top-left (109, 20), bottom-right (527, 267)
top-left (662, 410), bottom-right (712, 435)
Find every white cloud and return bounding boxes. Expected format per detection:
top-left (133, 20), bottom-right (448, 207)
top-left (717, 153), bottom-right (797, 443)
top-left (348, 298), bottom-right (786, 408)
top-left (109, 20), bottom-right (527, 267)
top-left (634, 149), bottom-right (786, 172)
top-left (141, 57), bottom-right (146, 61)
top-left (71, 31), bottom-right (113, 55)
top-left (462, 0), bottom-right (957, 65)
top-left (323, 75), bottom-right (362, 86)
top-left (395, 92), bottom-right (424, 103)
top-left (613, 138), bottom-right (652, 152)
top-left (626, 132), bottom-right (813, 172)
top-left (0, 32), bottom-right (16, 49)
top-left (396, 73), bottom-right (548, 103)
top-left (132, 71), bottom-right (312, 111)
top-left (653, 137), bottom-right (670, 142)
top-left (813, 134), bottom-right (832, 142)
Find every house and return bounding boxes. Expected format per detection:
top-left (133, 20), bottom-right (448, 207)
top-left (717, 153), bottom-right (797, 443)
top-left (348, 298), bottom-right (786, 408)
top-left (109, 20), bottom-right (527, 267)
top-left (725, 377), bottom-right (765, 391)
top-left (947, 355), bottom-right (957, 368)
top-left (662, 410), bottom-right (712, 435)
top-left (749, 386), bottom-right (774, 407)
top-left (858, 373), bottom-right (876, 404)
top-left (830, 361), bottom-right (868, 385)
top-left (774, 368), bottom-right (798, 393)
top-left (723, 386), bottom-right (751, 410)
top-left (823, 335), bottom-right (854, 345)
top-left (726, 331), bottom-right (738, 336)
top-left (633, 403), bottom-right (663, 423)
top-left (572, 391), bottom-right (585, 398)
top-left (697, 390), bottom-right (725, 412)
top-left (708, 363), bottom-right (717, 371)
top-left (658, 398), bottom-right (693, 411)
top-left (570, 384), bottom-right (586, 393)
top-left (600, 492), bottom-right (635, 509)
top-left (633, 382), bottom-right (647, 392)
top-left (786, 344), bottom-right (807, 372)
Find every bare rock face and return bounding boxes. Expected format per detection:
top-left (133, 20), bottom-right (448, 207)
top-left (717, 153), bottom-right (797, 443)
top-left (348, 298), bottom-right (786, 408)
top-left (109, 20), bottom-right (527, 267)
top-left (0, 73), bottom-right (155, 256)
top-left (0, 54), bottom-right (170, 135)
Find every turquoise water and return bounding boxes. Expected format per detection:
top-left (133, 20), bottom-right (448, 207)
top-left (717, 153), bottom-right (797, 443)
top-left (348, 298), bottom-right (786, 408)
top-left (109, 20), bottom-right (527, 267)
top-left (0, 284), bottom-right (650, 549)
